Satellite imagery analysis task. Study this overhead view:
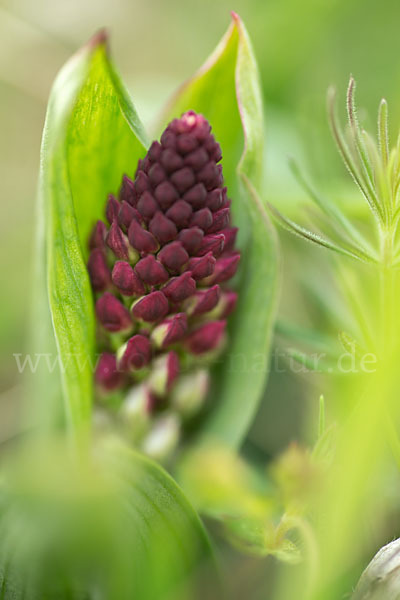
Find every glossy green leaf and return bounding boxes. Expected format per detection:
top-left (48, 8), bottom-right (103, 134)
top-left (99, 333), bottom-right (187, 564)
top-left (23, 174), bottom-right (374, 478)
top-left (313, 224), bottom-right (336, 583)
top-left (160, 14), bottom-right (279, 447)
top-left (38, 32), bottom-right (147, 432)
top-left (0, 440), bottom-right (216, 599)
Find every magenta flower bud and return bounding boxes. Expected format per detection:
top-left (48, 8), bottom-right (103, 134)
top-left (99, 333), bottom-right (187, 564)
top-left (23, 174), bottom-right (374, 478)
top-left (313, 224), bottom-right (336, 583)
top-left (136, 191), bottom-right (159, 221)
top-left (106, 194), bottom-right (120, 225)
top-left (183, 182), bottom-right (207, 209)
top-left (208, 207), bottom-right (230, 233)
top-left (87, 248), bottom-right (111, 292)
top-left (95, 353), bottom-right (123, 391)
top-left (134, 255), bottom-right (169, 286)
top-left (149, 351), bottom-right (180, 396)
top-left (198, 233), bottom-right (225, 257)
top-left (89, 220), bottom-right (107, 250)
top-left (186, 321), bottom-right (226, 354)
top-left (219, 291), bottom-right (238, 318)
top-left (162, 272), bottom-right (196, 303)
top-left (148, 163), bottom-right (166, 186)
top-left (148, 140), bottom-right (162, 162)
top-left (106, 220), bottom-right (130, 260)
top-left (165, 200), bottom-right (193, 228)
top-left (131, 291), bottom-right (169, 322)
top-left (176, 133), bottom-right (198, 154)
top-left (190, 208), bottom-right (213, 231)
top-left (206, 188), bottom-right (223, 211)
top-left (161, 148), bottom-right (184, 172)
top-left (128, 219), bottom-right (159, 254)
top-left (151, 313), bottom-right (188, 348)
top-left (112, 261), bottom-right (145, 296)
top-left (190, 285), bottom-right (220, 316)
top-left (188, 252), bottom-right (216, 280)
top-left (184, 147), bottom-right (209, 170)
top-left (170, 166), bottom-right (196, 193)
top-left (154, 181), bottom-right (179, 210)
top-left (96, 292), bottom-right (132, 333)
top-left (149, 211), bottom-right (178, 244)
top-left (118, 334), bottom-right (152, 371)
top-left (207, 253), bottom-right (240, 284)
top-left (134, 170), bottom-right (150, 195)
top-left (178, 227), bottom-right (204, 254)
top-left (158, 241), bottom-right (189, 273)
top-left (118, 201), bottom-right (141, 230)
top-left (119, 174), bottom-right (137, 206)
top-left (197, 161), bottom-right (221, 190)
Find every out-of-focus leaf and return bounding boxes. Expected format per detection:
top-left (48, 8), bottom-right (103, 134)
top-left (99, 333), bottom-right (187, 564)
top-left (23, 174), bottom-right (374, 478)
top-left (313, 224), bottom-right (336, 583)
top-left (0, 439), bottom-right (217, 600)
top-left (38, 32), bottom-right (147, 432)
top-left (160, 13), bottom-right (279, 448)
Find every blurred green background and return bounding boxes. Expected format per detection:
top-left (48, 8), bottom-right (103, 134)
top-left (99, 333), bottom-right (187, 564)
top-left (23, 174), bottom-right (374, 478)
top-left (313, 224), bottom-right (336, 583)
top-left (2, 0), bottom-right (400, 443)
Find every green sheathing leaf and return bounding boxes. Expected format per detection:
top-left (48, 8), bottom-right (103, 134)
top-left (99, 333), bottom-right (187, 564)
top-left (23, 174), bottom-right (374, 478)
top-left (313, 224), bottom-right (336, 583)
top-left (39, 35), bottom-right (147, 432)
top-left (0, 443), bottom-right (217, 599)
top-left (162, 15), bottom-right (279, 447)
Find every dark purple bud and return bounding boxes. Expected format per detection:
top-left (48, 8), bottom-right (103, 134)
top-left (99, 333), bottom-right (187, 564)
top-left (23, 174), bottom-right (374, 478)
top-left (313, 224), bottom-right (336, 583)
top-left (178, 227), bottom-right (204, 254)
top-left (197, 162), bottom-right (222, 190)
top-left (161, 129), bottom-right (177, 149)
top-left (148, 140), bottom-right (162, 162)
top-left (148, 163), bottom-right (166, 186)
top-left (176, 133), bottom-right (198, 154)
top-left (183, 183), bottom-right (207, 209)
top-left (166, 200), bottom-right (193, 228)
top-left (132, 291), bottom-right (169, 322)
top-left (158, 241), bottom-right (189, 273)
top-left (136, 191), bottom-right (159, 220)
top-left (119, 175), bottom-right (137, 206)
top-left (118, 201), bottom-right (141, 230)
top-left (170, 167), bottom-right (196, 193)
top-left (119, 334), bottom-right (152, 371)
top-left (198, 233), bottom-right (225, 257)
top-left (106, 220), bottom-right (130, 260)
top-left (134, 171), bottom-right (150, 195)
top-left (106, 194), bottom-right (120, 225)
top-left (135, 255), bottom-right (169, 285)
top-left (152, 313), bottom-right (188, 348)
top-left (162, 272), bottom-right (196, 303)
top-left (89, 220), bottom-right (107, 250)
top-left (154, 181), bottom-right (179, 210)
top-left (206, 189), bottom-right (223, 211)
top-left (161, 149), bottom-right (184, 172)
top-left (186, 321), bottom-right (226, 354)
top-left (95, 353), bottom-right (123, 390)
top-left (188, 252), bottom-right (216, 280)
top-left (191, 285), bottom-right (221, 315)
top-left (88, 249), bottom-right (111, 292)
top-left (184, 147), bottom-right (209, 170)
top-left (221, 227), bottom-right (238, 251)
top-left (128, 220), bottom-right (159, 253)
top-left (190, 208), bottom-right (213, 231)
top-left (112, 261), bottom-right (145, 296)
top-left (208, 253), bottom-right (240, 284)
top-left (206, 140), bottom-right (222, 162)
top-left (96, 292), bottom-right (132, 332)
top-left (149, 211), bottom-right (177, 244)
top-left (207, 207), bottom-right (230, 233)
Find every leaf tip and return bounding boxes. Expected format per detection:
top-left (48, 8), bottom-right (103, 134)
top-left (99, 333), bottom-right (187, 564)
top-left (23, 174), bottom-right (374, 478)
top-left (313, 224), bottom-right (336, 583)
top-left (86, 28), bottom-right (109, 51)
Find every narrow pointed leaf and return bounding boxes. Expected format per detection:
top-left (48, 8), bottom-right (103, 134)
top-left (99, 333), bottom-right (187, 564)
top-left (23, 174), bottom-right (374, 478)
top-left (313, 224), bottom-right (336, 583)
top-left (38, 33), bottom-right (147, 431)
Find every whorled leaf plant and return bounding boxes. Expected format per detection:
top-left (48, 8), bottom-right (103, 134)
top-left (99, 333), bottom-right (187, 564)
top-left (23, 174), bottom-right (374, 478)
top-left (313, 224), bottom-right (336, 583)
top-left (0, 13), bottom-right (279, 599)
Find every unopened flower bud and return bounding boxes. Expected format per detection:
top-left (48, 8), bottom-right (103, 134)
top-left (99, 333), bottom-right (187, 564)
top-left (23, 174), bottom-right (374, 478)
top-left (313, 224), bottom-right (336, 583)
top-left (188, 252), bottom-right (216, 280)
top-left (131, 291), bottom-right (169, 322)
top-left (151, 313), bottom-right (188, 348)
top-left (119, 174), bottom-right (137, 206)
top-left (162, 272), bottom-right (196, 303)
top-left (158, 241), bottom-right (189, 273)
top-left (186, 321), bottom-right (226, 354)
top-left (206, 252), bottom-right (240, 284)
top-left (141, 413), bottom-right (180, 461)
top-left (118, 334), bottom-right (152, 371)
top-left (149, 211), bottom-right (178, 244)
top-left (106, 220), bottom-right (130, 260)
top-left (89, 220), bottom-right (107, 250)
top-left (187, 285), bottom-right (220, 316)
top-left (128, 219), bottom-right (159, 254)
top-left (106, 194), bottom-right (120, 224)
top-left (134, 255), bottom-right (169, 286)
top-left (87, 248), bottom-right (111, 292)
top-left (96, 293), bottom-right (132, 333)
top-left (119, 383), bottom-right (152, 440)
top-left (112, 261), bottom-right (145, 296)
top-left (198, 233), bottom-right (225, 257)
